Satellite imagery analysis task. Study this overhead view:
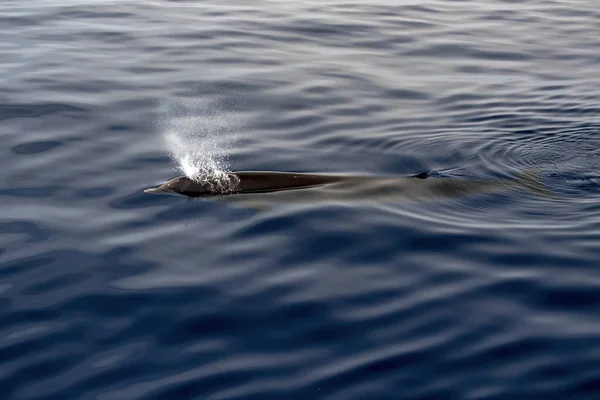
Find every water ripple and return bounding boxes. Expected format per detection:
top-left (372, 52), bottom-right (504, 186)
top-left (2, 1), bottom-right (600, 399)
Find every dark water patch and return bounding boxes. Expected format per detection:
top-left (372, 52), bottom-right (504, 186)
top-left (0, 15), bottom-right (39, 27)
top-left (160, 311), bottom-right (242, 345)
top-left (0, 254), bottom-right (55, 278)
top-left (0, 323), bottom-right (72, 364)
top-left (382, 88), bottom-right (430, 101)
top-left (0, 103), bottom-right (84, 122)
top-left (107, 124), bottom-right (132, 132)
top-left (0, 186), bottom-right (63, 198)
top-left (12, 141), bottom-right (62, 155)
top-left (77, 30), bottom-right (137, 44)
top-left (56, 9), bottom-right (137, 20)
top-left (535, 284), bottom-right (600, 311)
top-left (126, 66), bottom-right (179, 74)
top-left (148, 200), bottom-right (220, 224)
top-left (402, 42), bottom-right (533, 62)
top-left (63, 292), bottom-right (165, 318)
top-left (234, 213), bottom-right (304, 237)
top-left (570, 375), bottom-right (600, 398)
top-left (274, 19), bottom-right (376, 38)
top-left (76, 187), bottom-right (114, 198)
top-left (22, 272), bottom-right (88, 296)
top-left (2, 349), bottom-right (82, 400)
top-left (0, 307), bottom-right (63, 336)
top-left (0, 221), bottom-right (52, 244)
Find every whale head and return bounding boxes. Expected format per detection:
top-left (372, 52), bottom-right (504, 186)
top-left (144, 174), bottom-right (240, 197)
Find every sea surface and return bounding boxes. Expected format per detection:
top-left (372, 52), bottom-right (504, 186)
top-left (2, 1), bottom-right (600, 399)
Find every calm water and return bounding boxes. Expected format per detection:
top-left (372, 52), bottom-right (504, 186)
top-left (2, 1), bottom-right (600, 399)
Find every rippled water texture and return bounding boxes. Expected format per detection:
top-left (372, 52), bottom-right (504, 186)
top-left (2, 1), bottom-right (600, 399)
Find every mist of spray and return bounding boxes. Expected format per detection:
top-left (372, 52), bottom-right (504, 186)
top-left (158, 96), bottom-right (240, 183)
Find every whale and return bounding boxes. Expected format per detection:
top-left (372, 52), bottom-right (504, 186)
top-left (144, 170), bottom-right (552, 208)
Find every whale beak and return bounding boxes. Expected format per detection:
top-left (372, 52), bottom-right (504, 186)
top-left (144, 187), bottom-right (166, 194)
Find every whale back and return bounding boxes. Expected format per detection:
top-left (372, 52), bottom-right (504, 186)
top-left (146, 171), bottom-right (347, 197)
top-left (234, 171), bottom-right (343, 193)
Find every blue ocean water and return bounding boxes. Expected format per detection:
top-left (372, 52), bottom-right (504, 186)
top-left (2, 0), bottom-right (600, 399)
